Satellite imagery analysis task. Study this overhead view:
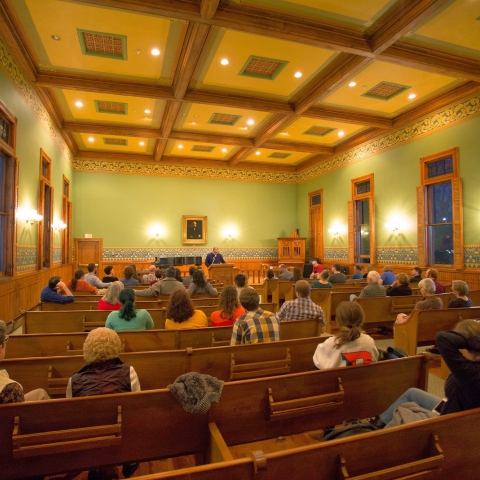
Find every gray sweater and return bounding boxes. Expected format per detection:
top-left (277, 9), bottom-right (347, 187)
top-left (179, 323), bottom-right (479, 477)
top-left (134, 277), bottom-right (185, 296)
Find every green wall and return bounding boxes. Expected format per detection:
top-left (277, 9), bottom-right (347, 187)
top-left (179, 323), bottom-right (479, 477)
top-left (72, 173), bottom-right (298, 248)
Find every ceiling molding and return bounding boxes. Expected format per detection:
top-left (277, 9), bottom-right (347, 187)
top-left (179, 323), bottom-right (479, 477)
top-left (160, 100), bottom-right (182, 138)
top-left (200, 0), bottom-right (220, 20)
top-left (262, 140), bottom-right (334, 155)
top-left (76, 150), bottom-right (154, 162)
top-left (154, 139), bottom-right (168, 161)
top-left (302, 106), bottom-right (392, 128)
top-left (254, 114), bottom-right (294, 147)
top-left (295, 154), bottom-right (331, 171)
top-left (170, 131), bottom-right (254, 147)
top-left (63, 121), bottom-right (162, 138)
top-left (228, 147), bottom-right (255, 167)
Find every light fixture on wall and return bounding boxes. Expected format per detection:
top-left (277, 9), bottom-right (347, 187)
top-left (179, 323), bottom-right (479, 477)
top-left (52, 220), bottom-right (67, 231)
top-left (223, 226), bottom-right (237, 239)
top-left (328, 223), bottom-right (343, 237)
top-left (149, 224), bottom-right (165, 238)
top-left (17, 208), bottom-right (43, 224)
top-left (385, 214), bottom-right (406, 234)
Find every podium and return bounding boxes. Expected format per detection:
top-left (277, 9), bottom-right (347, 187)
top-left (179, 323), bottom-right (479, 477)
top-left (208, 263), bottom-right (234, 286)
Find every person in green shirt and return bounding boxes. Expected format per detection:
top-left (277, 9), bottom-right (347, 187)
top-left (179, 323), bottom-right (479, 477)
top-left (106, 288), bottom-right (154, 332)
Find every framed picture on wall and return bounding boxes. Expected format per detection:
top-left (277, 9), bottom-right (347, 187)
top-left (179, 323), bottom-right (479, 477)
top-left (182, 216), bottom-right (207, 244)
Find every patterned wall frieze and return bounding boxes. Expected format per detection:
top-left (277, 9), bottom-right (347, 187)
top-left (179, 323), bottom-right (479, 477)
top-left (464, 246), bottom-right (480, 268)
top-left (0, 38), bottom-right (73, 166)
top-left (16, 245), bottom-right (37, 272)
top-left (324, 247), bottom-right (349, 261)
top-left (376, 246), bottom-right (419, 265)
top-left (53, 246), bottom-right (62, 264)
top-left (102, 246), bottom-right (279, 262)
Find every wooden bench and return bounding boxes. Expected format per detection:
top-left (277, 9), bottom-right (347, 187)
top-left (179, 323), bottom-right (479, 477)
top-left (317, 291), bottom-right (362, 333)
top-left (0, 356), bottom-right (428, 479)
top-left (394, 306), bottom-right (480, 355)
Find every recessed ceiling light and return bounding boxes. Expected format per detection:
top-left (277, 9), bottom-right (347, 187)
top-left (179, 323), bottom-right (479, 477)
top-left (222, 148), bottom-right (227, 153)
top-left (194, 115), bottom-right (199, 118)
top-left (151, 48), bottom-right (160, 56)
top-left (283, 132), bottom-right (289, 135)
top-left (136, 49), bottom-right (141, 54)
top-left (191, 122), bottom-right (196, 125)
top-left (75, 101), bottom-right (83, 107)
top-left (144, 109), bottom-right (151, 114)
top-left (221, 58), bottom-right (229, 65)
top-left (242, 127), bottom-right (248, 130)
top-left (247, 119), bottom-right (254, 125)
top-left (51, 35), bottom-right (60, 41)
top-left (182, 114), bottom-right (187, 117)
top-left (294, 72), bottom-right (302, 78)
top-left (349, 81), bottom-right (357, 87)
top-left (178, 144), bottom-right (183, 149)
top-left (139, 141), bottom-right (145, 146)
top-left (408, 93), bottom-right (416, 99)
top-left (88, 137), bottom-right (94, 142)
top-left (256, 151), bottom-right (261, 155)
top-left (338, 131), bottom-right (345, 137)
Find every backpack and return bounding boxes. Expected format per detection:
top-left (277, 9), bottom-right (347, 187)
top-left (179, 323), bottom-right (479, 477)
top-left (321, 420), bottom-right (377, 442)
top-left (378, 346), bottom-right (408, 361)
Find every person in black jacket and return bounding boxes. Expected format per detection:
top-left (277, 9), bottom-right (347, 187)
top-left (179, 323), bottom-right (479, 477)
top-left (386, 273), bottom-right (412, 297)
top-left (370, 320), bottom-right (480, 429)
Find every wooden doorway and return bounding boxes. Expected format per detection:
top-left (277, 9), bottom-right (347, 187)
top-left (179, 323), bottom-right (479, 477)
top-left (308, 190), bottom-right (323, 262)
top-left (74, 238), bottom-right (103, 271)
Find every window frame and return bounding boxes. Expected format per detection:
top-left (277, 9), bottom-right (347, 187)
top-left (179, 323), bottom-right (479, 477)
top-left (38, 149), bottom-right (53, 270)
top-left (308, 189), bottom-right (324, 263)
top-left (62, 175), bottom-right (73, 264)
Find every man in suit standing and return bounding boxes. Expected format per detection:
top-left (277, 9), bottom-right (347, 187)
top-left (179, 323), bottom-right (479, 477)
top-left (205, 247), bottom-right (226, 268)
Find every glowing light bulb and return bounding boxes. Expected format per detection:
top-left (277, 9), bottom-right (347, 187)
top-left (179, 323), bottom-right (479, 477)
top-left (348, 81), bottom-right (356, 87)
top-left (75, 101), bottom-right (83, 107)
top-left (221, 58), bottom-right (229, 65)
top-left (151, 48), bottom-right (160, 56)
top-left (294, 72), bottom-right (302, 78)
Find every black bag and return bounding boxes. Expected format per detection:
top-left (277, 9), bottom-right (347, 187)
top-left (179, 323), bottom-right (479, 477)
top-left (321, 420), bottom-right (377, 442)
top-left (378, 346), bottom-right (408, 361)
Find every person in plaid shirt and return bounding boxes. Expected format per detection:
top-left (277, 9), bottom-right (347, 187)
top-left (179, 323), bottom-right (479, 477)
top-left (230, 289), bottom-right (280, 345)
top-left (277, 280), bottom-right (326, 333)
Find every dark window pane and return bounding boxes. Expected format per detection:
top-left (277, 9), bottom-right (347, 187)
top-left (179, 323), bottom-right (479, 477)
top-left (429, 224), bottom-right (453, 265)
top-left (429, 182), bottom-right (452, 223)
top-left (0, 156), bottom-right (4, 213)
top-left (356, 199), bottom-right (369, 224)
top-left (311, 194), bottom-right (321, 206)
top-left (356, 180), bottom-right (370, 195)
top-left (427, 156), bottom-right (453, 179)
top-left (0, 115), bottom-right (9, 144)
top-left (42, 160), bottom-right (48, 178)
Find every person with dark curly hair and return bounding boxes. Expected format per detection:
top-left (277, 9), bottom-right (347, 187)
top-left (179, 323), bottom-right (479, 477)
top-left (165, 289), bottom-right (208, 330)
top-left (105, 288), bottom-right (154, 331)
top-left (187, 269), bottom-right (218, 296)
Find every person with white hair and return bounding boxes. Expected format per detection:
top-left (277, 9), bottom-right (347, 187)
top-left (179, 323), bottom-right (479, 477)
top-left (350, 271), bottom-right (386, 301)
top-left (396, 278), bottom-right (442, 324)
top-left (142, 265), bottom-right (157, 284)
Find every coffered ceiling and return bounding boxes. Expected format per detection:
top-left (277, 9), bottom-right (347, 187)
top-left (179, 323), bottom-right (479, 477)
top-left (1, 0), bottom-right (479, 173)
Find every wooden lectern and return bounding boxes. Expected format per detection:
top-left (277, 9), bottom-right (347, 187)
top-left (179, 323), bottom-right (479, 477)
top-left (208, 263), bottom-right (234, 286)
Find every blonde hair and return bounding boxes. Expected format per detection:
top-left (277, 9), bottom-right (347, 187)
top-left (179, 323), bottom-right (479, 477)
top-left (102, 281), bottom-right (124, 304)
top-left (334, 302), bottom-right (365, 348)
top-left (83, 327), bottom-right (121, 363)
top-left (396, 273), bottom-right (409, 285)
top-left (454, 319), bottom-right (480, 337)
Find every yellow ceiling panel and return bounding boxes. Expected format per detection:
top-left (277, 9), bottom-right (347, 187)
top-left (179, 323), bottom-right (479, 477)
top-left (176, 104), bottom-right (271, 136)
top-left (24, 0), bottom-right (171, 79)
top-left (167, 141), bottom-right (235, 160)
top-left (411, 0), bottom-right (480, 54)
top-left (244, 148), bottom-right (312, 165)
top-left (274, 118), bottom-right (365, 145)
top-left (201, 30), bottom-right (335, 97)
top-left (320, 60), bottom-right (459, 115)
top-left (79, 133), bottom-right (148, 153)
top-left (62, 90), bottom-right (159, 125)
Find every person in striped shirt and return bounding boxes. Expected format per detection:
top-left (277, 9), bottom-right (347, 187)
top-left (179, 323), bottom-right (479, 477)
top-left (230, 289), bottom-right (280, 345)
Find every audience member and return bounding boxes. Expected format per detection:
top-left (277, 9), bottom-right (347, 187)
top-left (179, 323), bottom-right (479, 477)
top-left (142, 265), bottom-right (157, 284)
top-left (426, 268), bottom-right (445, 294)
top-left (262, 268), bottom-right (277, 284)
top-left (165, 290), bottom-right (208, 330)
top-left (350, 271), bottom-right (386, 301)
top-left (312, 302), bottom-right (378, 369)
top-left (182, 266), bottom-right (197, 286)
top-left (105, 289), bottom-right (154, 332)
top-left (350, 264), bottom-right (364, 280)
top-left (311, 269), bottom-right (332, 288)
top-left (120, 266), bottom-right (140, 287)
top-left (102, 265), bottom-right (119, 283)
top-left (410, 266), bottom-right (422, 283)
top-left (278, 264), bottom-right (293, 280)
top-left (174, 268), bottom-right (184, 283)
top-left (98, 281), bottom-right (124, 311)
top-left (0, 320), bottom-right (50, 403)
top-left (309, 259), bottom-right (324, 278)
top-left (40, 276), bottom-right (74, 304)
top-left (362, 264), bottom-right (374, 279)
top-left (134, 266), bottom-right (184, 296)
top-left (396, 278), bottom-right (442, 324)
top-left (187, 269), bottom-right (218, 296)
top-left (150, 269), bottom-right (164, 286)
top-left (66, 269), bottom-right (96, 292)
top-left (448, 280), bottom-right (472, 308)
top-left (234, 273), bottom-right (254, 297)
top-left (386, 273), bottom-right (412, 296)
top-left (205, 247), bottom-right (226, 268)
top-left (129, 264), bottom-right (140, 282)
top-left (277, 280), bottom-right (325, 331)
top-left (230, 289), bottom-right (280, 345)
top-left (328, 264), bottom-right (347, 284)
top-left (367, 320), bottom-right (480, 429)
top-left (210, 286), bottom-right (246, 327)
top-left (379, 265), bottom-right (395, 285)
top-left (290, 267), bottom-right (303, 282)
top-left (85, 263), bottom-right (110, 288)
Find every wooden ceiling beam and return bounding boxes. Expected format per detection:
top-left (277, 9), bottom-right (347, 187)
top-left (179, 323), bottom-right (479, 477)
top-left (294, 54), bottom-right (372, 114)
top-left (160, 100), bottom-right (182, 139)
top-left (63, 121), bottom-right (161, 138)
top-left (262, 140), bottom-right (333, 155)
top-left (368, 0), bottom-right (451, 55)
top-left (153, 139), bottom-right (168, 161)
top-left (254, 114), bottom-right (294, 147)
top-left (295, 154), bottom-right (331, 172)
top-left (228, 147), bottom-right (255, 167)
top-left (302, 106), bottom-right (392, 128)
top-left (200, 0), bottom-right (220, 19)
top-left (75, 150), bottom-right (154, 162)
top-left (170, 131), bottom-right (254, 147)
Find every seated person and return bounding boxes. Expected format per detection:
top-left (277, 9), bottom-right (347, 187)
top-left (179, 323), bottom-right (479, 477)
top-left (290, 267), bottom-right (303, 282)
top-left (120, 266), bottom-right (140, 287)
top-left (129, 264), bottom-right (140, 283)
top-left (313, 302), bottom-right (378, 369)
top-left (102, 265), bottom-right (119, 283)
top-left (135, 266), bottom-right (184, 296)
top-left (277, 280), bottom-right (326, 332)
top-left (396, 278), bottom-right (442, 324)
top-left (0, 320), bottom-right (50, 403)
top-left (142, 265), bottom-right (157, 284)
top-left (150, 269), bottom-right (164, 286)
top-left (211, 285), bottom-right (246, 327)
top-left (66, 269), bottom-right (96, 293)
top-left (309, 258), bottom-right (324, 278)
top-left (182, 266), bottom-right (197, 286)
top-left (278, 264), bottom-right (293, 280)
top-left (187, 269), bottom-right (218, 296)
top-left (175, 268), bottom-right (184, 283)
top-left (40, 276), bottom-right (74, 304)
top-left (105, 288), bottom-right (154, 331)
top-left (368, 320), bottom-right (480, 429)
top-left (426, 268), bottom-right (445, 294)
top-left (386, 273), bottom-right (412, 296)
top-left (230, 289), bottom-right (280, 345)
top-left (379, 265), bottom-right (395, 285)
top-left (350, 264), bottom-right (364, 280)
top-left (311, 269), bottom-right (332, 289)
top-left (165, 290), bottom-right (208, 330)
top-left (362, 264), bottom-right (374, 279)
top-left (350, 271), bottom-right (385, 301)
top-left (85, 263), bottom-right (110, 289)
top-left (262, 268), bottom-right (277, 285)
top-left (328, 264), bottom-right (347, 284)
top-left (98, 281), bottom-right (124, 311)
top-left (410, 266), bottom-right (422, 283)
top-left (234, 273), bottom-right (254, 297)
top-left (448, 280), bottom-right (472, 308)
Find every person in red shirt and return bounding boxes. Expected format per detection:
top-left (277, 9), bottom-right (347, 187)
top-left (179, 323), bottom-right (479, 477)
top-left (310, 259), bottom-right (324, 278)
top-left (211, 285), bottom-right (246, 327)
top-left (98, 281), bottom-right (124, 311)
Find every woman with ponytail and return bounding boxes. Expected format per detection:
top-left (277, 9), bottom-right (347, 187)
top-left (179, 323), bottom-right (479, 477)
top-left (312, 302), bottom-right (378, 369)
top-left (105, 288), bottom-right (154, 332)
top-left (66, 269), bottom-right (96, 292)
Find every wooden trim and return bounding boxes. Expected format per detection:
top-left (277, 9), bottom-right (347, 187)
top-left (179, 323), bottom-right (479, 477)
top-left (347, 201), bottom-right (354, 265)
top-left (351, 173), bottom-right (374, 201)
top-left (420, 147), bottom-right (458, 185)
top-left (39, 149), bottom-right (52, 182)
top-left (170, 131), bottom-right (254, 148)
top-left (63, 121), bottom-right (162, 139)
top-left (417, 185), bottom-right (427, 267)
top-left (228, 147), bottom-right (255, 167)
top-left (254, 114), bottom-right (293, 147)
top-left (5, 157), bottom-right (18, 277)
top-left (75, 151), bottom-right (153, 162)
top-left (308, 189), bottom-right (324, 264)
top-left (451, 177), bottom-right (463, 271)
top-left (153, 139), bottom-right (168, 162)
top-left (200, 0), bottom-right (220, 19)
top-left (262, 141), bottom-right (333, 155)
top-left (369, 195), bottom-right (376, 265)
top-left (295, 154), bottom-right (331, 171)
top-left (302, 106), bottom-right (392, 128)
top-left (160, 101), bottom-right (182, 139)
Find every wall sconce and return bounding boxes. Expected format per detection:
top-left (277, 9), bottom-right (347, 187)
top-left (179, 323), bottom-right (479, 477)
top-left (17, 208), bottom-right (43, 224)
top-left (328, 223), bottom-right (344, 237)
top-left (52, 220), bottom-right (67, 231)
top-left (223, 226), bottom-right (238, 239)
top-left (328, 228), bottom-right (339, 237)
top-left (149, 225), bottom-right (165, 238)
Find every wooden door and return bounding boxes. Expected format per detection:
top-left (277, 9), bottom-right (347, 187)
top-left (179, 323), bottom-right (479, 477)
top-left (74, 238), bottom-right (103, 270)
